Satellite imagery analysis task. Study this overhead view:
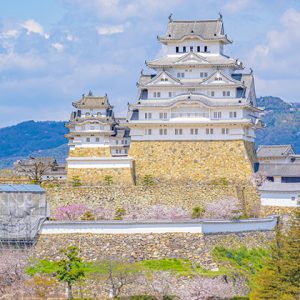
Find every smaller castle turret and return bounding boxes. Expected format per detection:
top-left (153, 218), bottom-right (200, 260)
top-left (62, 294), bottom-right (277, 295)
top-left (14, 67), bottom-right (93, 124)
top-left (65, 93), bottom-right (133, 184)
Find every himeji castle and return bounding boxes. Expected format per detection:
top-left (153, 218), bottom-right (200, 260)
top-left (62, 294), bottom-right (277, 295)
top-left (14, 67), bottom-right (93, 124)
top-left (65, 15), bottom-right (263, 184)
top-left (126, 15), bottom-right (263, 182)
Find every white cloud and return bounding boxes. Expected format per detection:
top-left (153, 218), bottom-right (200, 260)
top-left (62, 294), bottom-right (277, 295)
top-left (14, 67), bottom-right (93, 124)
top-left (2, 29), bottom-right (19, 39)
top-left (21, 19), bottom-right (49, 39)
top-left (222, 0), bottom-right (253, 14)
top-left (248, 9), bottom-right (300, 78)
top-left (52, 42), bottom-right (64, 51)
top-left (96, 24), bottom-right (125, 35)
top-left (0, 51), bottom-right (45, 71)
top-left (67, 0), bottom-right (183, 20)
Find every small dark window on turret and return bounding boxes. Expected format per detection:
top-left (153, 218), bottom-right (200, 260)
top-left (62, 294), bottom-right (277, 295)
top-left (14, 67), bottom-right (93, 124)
top-left (191, 30), bottom-right (194, 33)
top-left (197, 46), bottom-right (200, 52)
top-left (204, 46), bottom-right (208, 52)
top-left (176, 46), bottom-right (179, 53)
top-left (190, 46), bottom-right (193, 52)
top-left (183, 46), bottom-right (186, 53)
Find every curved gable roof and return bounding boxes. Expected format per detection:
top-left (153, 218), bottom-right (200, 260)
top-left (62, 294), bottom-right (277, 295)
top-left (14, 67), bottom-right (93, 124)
top-left (158, 19), bottom-right (231, 44)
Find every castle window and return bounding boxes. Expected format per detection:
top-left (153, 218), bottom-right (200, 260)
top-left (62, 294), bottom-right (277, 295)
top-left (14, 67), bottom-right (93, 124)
top-left (116, 140), bottom-right (119, 145)
top-left (230, 111), bottom-right (237, 118)
top-left (153, 92), bottom-right (156, 97)
top-left (213, 112), bottom-right (222, 119)
top-left (206, 128), bottom-right (214, 135)
top-left (121, 140), bottom-right (124, 145)
top-left (211, 91), bottom-right (215, 97)
top-left (159, 128), bottom-right (167, 135)
top-left (183, 46), bottom-right (186, 53)
top-left (175, 128), bottom-right (183, 135)
top-left (223, 91), bottom-right (231, 96)
top-left (176, 46), bottom-right (179, 53)
top-left (145, 112), bottom-right (152, 119)
top-left (200, 72), bottom-right (208, 78)
top-left (85, 112), bottom-right (90, 117)
top-left (124, 140), bottom-right (128, 145)
top-left (157, 92), bottom-right (161, 97)
top-left (145, 129), bottom-right (152, 135)
top-left (204, 46), bottom-right (208, 52)
top-left (190, 46), bottom-right (193, 52)
top-left (197, 46), bottom-right (200, 52)
top-left (125, 149), bottom-right (128, 154)
top-left (96, 137), bottom-right (100, 142)
top-left (222, 128), bottom-right (229, 134)
top-left (159, 112), bottom-right (168, 119)
top-left (177, 73), bottom-right (185, 78)
top-left (86, 137), bottom-right (90, 142)
top-left (168, 92), bottom-right (172, 97)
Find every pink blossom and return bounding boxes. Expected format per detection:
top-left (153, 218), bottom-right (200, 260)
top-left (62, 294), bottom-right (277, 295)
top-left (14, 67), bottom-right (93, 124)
top-left (54, 204), bottom-right (88, 220)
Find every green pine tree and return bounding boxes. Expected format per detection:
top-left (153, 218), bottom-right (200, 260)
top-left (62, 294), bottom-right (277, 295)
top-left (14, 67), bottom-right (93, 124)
top-left (250, 210), bottom-right (300, 300)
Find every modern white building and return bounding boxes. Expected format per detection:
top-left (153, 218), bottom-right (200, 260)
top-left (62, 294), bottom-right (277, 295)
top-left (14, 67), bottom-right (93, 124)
top-left (127, 15), bottom-right (262, 142)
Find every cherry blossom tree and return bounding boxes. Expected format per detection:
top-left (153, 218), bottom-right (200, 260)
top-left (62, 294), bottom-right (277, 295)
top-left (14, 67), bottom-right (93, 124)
top-left (54, 204), bottom-right (88, 220)
top-left (204, 196), bottom-right (242, 219)
top-left (0, 249), bottom-right (30, 296)
top-left (178, 276), bottom-right (235, 300)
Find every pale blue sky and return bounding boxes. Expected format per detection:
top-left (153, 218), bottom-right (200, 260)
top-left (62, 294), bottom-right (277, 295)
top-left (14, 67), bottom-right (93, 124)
top-left (1, 0), bottom-right (300, 127)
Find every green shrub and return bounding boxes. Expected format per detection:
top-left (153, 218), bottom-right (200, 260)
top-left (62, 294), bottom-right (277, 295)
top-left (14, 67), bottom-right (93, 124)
top-left (114, 207), bottom-right (126, 220)
top-left (72, 175), bottom-right (82, 187)
top-left (213, 246), bottom-right (269, 277)
top-left (210, 177), bottom-right (230, 186)
top-left (192, 206), bottom-right (205, 219)
top-left (104, 175), bottom-right (113, 185)
top-left (142, 174), bottom-right (155, 186)
top-left (80, 211), bottom-right (96, 220)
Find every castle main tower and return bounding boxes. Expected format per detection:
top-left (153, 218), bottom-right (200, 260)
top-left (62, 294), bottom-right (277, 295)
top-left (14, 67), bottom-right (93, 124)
top-left (127, 16), bottom-right (262, 183)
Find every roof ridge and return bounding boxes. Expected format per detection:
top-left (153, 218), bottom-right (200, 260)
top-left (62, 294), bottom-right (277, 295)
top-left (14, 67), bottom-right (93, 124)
top-left (171, 19), bottom-right (220, 23)
top-left (259, 144), bottom-right (291, 148)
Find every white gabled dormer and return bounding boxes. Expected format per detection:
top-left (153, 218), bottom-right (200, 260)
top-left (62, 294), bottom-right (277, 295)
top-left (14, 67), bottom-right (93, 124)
top-left (175, 51), bottom-right (210, 65)
top-left (144, 70), bottom-right (182, 86)
top-left (201, 70), bottom-right (242, 86)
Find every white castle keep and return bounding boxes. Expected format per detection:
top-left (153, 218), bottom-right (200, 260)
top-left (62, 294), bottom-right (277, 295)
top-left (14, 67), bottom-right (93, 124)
top-left (127, 15), bottom-right (262, 142)
top-left (65, 16), bottom-right (263, 184)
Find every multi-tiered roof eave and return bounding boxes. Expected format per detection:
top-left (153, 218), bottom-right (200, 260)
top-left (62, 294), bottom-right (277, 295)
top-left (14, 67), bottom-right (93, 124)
top-left (127, 15), bottom-right (263, 141)
top-left (72, 94), bottom-right (113, 110)
top-left (146, 52), bottom-right (243, 70)
top-left (157, 18), bottom-right (232, 45)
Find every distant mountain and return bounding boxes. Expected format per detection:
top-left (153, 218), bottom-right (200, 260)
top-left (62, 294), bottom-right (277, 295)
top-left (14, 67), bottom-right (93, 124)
top-left (0, 121), bottom-right (68, 169)
top-left (0, 97), bottom-right (299, 169)
top-left (256, 96), bottom-right (300, 152)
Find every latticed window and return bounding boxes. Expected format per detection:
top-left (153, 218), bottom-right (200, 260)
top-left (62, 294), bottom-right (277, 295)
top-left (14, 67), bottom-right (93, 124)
top-left (175, 128), bottom-right (183, 135)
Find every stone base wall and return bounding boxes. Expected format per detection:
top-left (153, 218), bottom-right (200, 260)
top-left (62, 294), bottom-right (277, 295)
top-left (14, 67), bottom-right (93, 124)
top-left (68, 147), bottom-right (112, 157)
top-left (66, 168), bottom-right (134, 185)
top-left (34, 231), bottom-right (274, 269)
top-left (260, 206), bottom-right (299, 217)
top-left (129, 140), bottom-right (255, 183)
top-left (45, 182), bottom-right (260, 217)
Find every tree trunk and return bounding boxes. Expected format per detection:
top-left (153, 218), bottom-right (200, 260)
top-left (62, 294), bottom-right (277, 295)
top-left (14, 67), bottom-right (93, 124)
top-left (68, 283), bottom-right (73, 300)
